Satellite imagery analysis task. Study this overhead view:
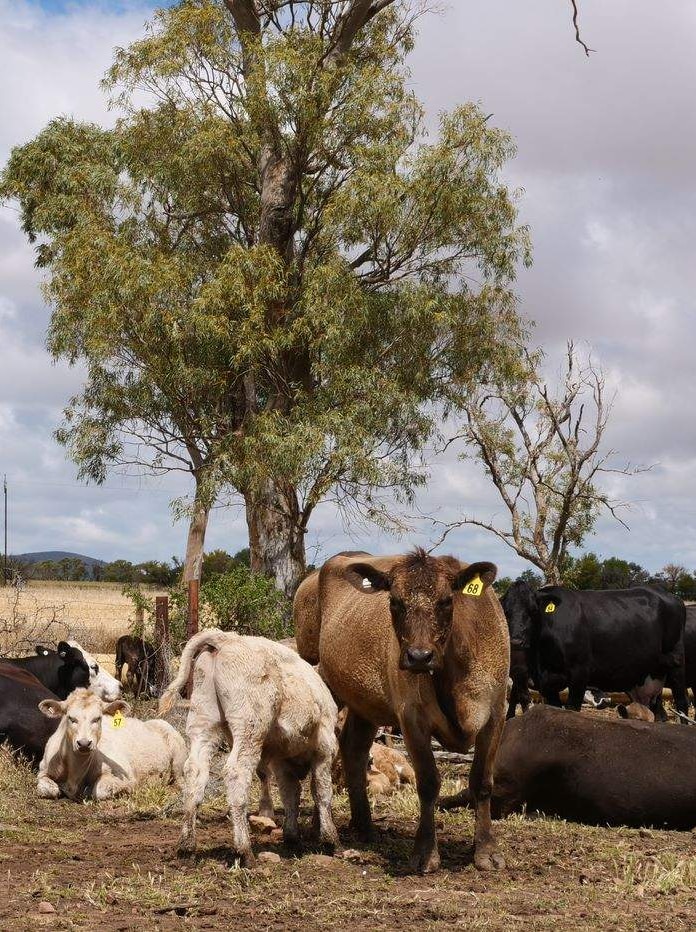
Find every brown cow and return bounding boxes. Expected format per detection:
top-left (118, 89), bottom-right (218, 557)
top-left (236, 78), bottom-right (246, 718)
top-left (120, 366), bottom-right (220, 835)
top-left (617, 702), bottom-right (655, 722)
top-left (295, 548), bottom-right (509, 874)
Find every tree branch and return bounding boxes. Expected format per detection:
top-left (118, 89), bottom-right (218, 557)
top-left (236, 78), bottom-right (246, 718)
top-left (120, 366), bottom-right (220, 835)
top-left (570, 0), bottom-right (594, 56)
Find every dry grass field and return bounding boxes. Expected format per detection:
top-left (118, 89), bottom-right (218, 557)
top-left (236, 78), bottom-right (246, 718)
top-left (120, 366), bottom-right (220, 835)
top-left (0, 581), bottom-right (165, 657)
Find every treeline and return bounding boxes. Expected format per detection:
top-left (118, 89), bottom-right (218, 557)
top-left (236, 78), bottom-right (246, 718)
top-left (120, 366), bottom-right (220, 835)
top-left (9, 548), bottom-right (250, 586)
top-left (496, 554), bottom-right (696, 601)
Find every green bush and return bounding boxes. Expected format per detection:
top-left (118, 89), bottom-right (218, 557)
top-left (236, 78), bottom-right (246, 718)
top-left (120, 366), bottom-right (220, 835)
top-left (201, 566), bottom-right (292, 640)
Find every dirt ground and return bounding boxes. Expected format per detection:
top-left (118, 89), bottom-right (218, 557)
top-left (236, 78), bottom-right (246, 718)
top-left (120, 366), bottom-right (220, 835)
top-left (2, 711), bottom-right (696, 932)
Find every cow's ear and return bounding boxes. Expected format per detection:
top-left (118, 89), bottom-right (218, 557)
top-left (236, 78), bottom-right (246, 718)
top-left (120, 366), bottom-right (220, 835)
top-left (346, 562), bottom-right (391, 593)
top-left (57, 640), bottom-right (71, 658)
top-left (451, 562), bottom-right (497, 595)
top-left (102, 700), bottom-right (130, 717)
top-left (39, 699), bottom-right (65, 719)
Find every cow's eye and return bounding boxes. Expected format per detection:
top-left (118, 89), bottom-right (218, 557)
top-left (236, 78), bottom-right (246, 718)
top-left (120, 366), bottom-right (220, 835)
top-left (91, 665), bottom-right (99, 675)
top-left (438, 596), bottom-right (453, 608)
top-left (91, 717), bottom-right (101, 724)
top-left (68, 716), bottom-right (77, 724)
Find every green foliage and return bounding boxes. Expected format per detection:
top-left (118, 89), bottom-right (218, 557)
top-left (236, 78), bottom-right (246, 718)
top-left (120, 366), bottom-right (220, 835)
top-left (201, 548), bottom-right (249, 581)
top-left (200, 566), bottom-right (292, 640)
top-left (492, 576), bottom-right (513, 596)
top-left (518, 568), bottom-right (543, 591)
top-left (0, 0), bottom-right (528, 571)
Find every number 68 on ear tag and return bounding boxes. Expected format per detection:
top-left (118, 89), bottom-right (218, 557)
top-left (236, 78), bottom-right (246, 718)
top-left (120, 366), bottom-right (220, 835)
top-left (112, 710), bottom-right (125, 729)
top-left (463, 575), bottom-right (484, 597)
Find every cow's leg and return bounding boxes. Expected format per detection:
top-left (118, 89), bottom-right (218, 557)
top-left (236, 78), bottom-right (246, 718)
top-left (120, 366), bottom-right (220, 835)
top-left (224, 739), bottom-right (263, 867)
top-left (273, 760), bottom-right (303, 847)
top-left (666, 665), bottom-right (689, 721)
top-left (340, 710), bottom-right (377, 841)
top-left (469, 707), bottom-right (506, 872)
top-left (401, 715), bottom-right (441, 874)
top-left (542, 689), bottom-right (563, 708)
top-left (310, 746), bottom-right (339, 852)
top-left (256, 766), bottom-right (275, 821)
top-left (36, 774), bottom-right (61, 799)
top-left (506, 682), bottom-right (519, 720)
top-left (566, 681), bottom-right (586, 712)
top-left (93, 776), bottom-right (129, 800)
top-left (178, 731), bottom-right (216, 856)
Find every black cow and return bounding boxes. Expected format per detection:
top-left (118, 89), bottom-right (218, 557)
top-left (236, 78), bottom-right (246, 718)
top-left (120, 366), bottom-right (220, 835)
top-left (501, 580), bottom-right (536, 718)
top-left (0, 663), bottom-right (59, 764)
top-left (115, 635), bottom-right (157, 697)
top-left (500, 580), bottom-right (688, 720)
top-left (685, 604), bottom-right (696, 714)
top-left (440, 705), bottom-right (696, 829)
top-left (2, 641), bottom-right (90, 699)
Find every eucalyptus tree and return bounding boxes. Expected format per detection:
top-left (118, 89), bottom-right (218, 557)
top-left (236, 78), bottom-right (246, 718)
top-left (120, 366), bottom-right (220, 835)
top-left (1, 1), bottom-right (530, 594)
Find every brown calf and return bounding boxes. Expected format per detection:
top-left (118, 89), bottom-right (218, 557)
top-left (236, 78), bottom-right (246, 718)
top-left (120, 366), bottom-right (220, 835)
top-left (295, 548), bottom-right (509, 874)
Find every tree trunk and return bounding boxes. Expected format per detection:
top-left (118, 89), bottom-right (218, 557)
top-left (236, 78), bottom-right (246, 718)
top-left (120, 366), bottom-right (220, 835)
top-left (244, 478), bottom-right (306, 598)
top-left (182, 490), bottom-right (210, 584)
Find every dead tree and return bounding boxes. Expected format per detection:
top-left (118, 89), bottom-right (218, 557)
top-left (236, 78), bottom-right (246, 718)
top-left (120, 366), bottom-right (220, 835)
top-left (438, 342), bottom-right (645, 585)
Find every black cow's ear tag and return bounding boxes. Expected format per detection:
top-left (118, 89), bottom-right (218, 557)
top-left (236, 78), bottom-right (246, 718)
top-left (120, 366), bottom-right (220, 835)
top-left (545, 602), bottom-right (556, 614)
top-left (463, 575), bottom-right (484, 597)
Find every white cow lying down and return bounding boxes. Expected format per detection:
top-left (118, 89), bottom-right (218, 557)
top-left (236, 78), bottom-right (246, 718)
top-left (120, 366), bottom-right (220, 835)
top-left (37, 689), bottom-right (186, 801)
top-left (159, 628), bottom-right (339, 866)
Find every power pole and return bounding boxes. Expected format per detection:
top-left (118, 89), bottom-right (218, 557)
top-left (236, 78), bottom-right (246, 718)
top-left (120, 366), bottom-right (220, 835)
top-left (3, 475), bottom-right (7, 586)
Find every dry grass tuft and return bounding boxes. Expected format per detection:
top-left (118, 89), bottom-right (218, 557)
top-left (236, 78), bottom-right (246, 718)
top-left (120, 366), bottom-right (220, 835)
top-left (617, 851), bottom-right (696, 896)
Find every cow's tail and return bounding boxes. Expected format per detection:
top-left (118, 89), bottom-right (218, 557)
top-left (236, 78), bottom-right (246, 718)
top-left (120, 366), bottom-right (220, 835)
top-left (158, 629), bottom-right (228, 716)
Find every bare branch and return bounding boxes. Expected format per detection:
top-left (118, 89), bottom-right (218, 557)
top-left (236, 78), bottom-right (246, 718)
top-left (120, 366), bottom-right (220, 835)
top-left (570, 0), bottom-right (594, 56)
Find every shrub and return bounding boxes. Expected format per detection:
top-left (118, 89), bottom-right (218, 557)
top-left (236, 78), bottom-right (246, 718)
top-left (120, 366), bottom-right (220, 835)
top-left (200, 566), bottom-right (292, 640)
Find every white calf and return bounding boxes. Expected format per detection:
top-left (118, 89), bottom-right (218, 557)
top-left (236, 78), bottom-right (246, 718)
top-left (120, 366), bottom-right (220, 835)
top-left (37, 689), bottom-right (185, 801)
top-left (159, 629), bottom-right (339, 865)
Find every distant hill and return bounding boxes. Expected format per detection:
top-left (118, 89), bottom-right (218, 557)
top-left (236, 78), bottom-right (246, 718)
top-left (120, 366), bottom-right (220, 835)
top-left (15, 551), bottom-right (106, 566)
top-left (14, 551), bottom-right (106, 570)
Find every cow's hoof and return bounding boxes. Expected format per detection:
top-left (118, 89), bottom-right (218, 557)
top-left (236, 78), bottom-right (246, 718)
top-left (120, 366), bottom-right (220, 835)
top-left (474, 848), bottom-right (506, 871)
top-left (409, 848), bottom-right (440, 875)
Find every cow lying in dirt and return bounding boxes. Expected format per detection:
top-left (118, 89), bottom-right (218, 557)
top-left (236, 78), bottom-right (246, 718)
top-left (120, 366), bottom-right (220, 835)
top-left (333, 738), bottom-right (416, 797)
top-left (440, 705), bottom-right (696, 828)
top-left (159, 629), bottom-right (339, 866)
top-left (37, 689), bottom-right (185, 800)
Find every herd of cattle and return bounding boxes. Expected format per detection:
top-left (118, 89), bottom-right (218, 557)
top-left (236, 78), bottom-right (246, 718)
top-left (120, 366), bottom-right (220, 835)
top-left (1, 548), bottom-right (696, 875)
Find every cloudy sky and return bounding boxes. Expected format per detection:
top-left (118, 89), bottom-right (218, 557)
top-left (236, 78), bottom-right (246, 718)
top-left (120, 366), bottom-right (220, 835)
top-left (1, 0), bottom-right (695, 576)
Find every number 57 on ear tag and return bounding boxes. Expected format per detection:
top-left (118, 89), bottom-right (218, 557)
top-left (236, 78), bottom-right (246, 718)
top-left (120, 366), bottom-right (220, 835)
top-left (112, 711), bottom-right (125, 729)
top-left (463, 575), bottom-right (484, 597)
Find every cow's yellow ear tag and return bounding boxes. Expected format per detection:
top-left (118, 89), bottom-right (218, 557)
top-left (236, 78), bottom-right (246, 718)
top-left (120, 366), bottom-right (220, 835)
top-left (112, 710), bottom-right (125, 729)
top-left (463, 575), bottom-right (484, 597)
top-left (545, 602), bottom-right (556, 614)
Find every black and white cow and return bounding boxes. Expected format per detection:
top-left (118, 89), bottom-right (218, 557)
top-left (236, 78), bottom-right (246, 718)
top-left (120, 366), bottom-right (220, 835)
top-left (499, 580), bottom-right (688, 720)
top-left (3, 641), bottom-right (121, 701)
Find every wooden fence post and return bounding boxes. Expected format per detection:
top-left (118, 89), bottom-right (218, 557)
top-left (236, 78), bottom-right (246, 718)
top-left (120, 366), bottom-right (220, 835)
top-left (186, 579), bottom-right (200, 698)
top-left (154, 595), bottom-right (170, 695)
